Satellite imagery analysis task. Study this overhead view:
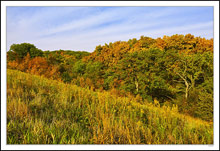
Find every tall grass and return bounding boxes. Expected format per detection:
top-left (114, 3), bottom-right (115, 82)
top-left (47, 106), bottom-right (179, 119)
top-left (7, 69), bottom-right (213, 144)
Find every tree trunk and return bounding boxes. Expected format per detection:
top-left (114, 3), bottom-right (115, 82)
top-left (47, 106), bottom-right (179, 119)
top-left (185, 78), bottom-right (189, 99)
top-left (176, 72), bottom-right (190, 100)
top-left (134, 77), bottom-right (139, 93)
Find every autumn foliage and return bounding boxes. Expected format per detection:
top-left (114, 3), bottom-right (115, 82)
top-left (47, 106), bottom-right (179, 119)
top-left (7, 34), bottom-right (213, 144)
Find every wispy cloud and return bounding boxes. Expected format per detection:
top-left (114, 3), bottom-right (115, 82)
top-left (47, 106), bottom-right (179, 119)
top-left (7, 6), bottom-right (213, 52)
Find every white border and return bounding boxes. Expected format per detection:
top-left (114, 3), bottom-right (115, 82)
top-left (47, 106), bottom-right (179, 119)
top-left (1, 1), bottom-right (219, 150)
top-left (0, 1), bottom-right (219, 6)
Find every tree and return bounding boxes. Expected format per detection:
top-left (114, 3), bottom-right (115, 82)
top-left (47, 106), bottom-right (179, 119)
top-left (95, 45), bottom-right (102, 55)
top-left (72, 60), bottom-right (86, 77)
top-left (166, 51), bottom-right (211, 100)
top-left (84, 61), bottom-right (104, 89)
top-left (7, 51), bottom-right (17, 61)
top-left (62, 71), bottom-right (72, 83)
top-left (9, 43), bottom-right (43, 60)
top-left (195, 77), bottom-right (213, 121)
top-left (29, 47), bottom-right (43, 58)
top-left (116, 49), bottom-right (174, 102)
top-left (28, 56), bottom-right (49, 75)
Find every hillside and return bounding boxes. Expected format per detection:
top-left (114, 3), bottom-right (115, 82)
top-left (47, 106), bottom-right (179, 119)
top-left (7, 69), bottom-right (213, 144)
top-left (7, 34), bottom-right (214, 122)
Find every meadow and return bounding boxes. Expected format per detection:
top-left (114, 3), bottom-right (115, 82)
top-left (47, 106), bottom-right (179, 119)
top-left (7, 69), bottom-right (213, 144)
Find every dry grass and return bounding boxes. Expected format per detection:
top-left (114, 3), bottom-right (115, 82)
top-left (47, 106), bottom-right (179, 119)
top-left (7, 69), bottom-right (213, 144)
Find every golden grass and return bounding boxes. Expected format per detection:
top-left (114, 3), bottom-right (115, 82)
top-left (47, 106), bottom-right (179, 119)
top-left (7, 69), bottom-right (213, 144)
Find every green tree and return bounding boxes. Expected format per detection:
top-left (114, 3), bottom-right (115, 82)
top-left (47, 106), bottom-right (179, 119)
top-left (72, 60), bottom-right (86, 77)
top-left (165, 51), bottom-right (212, 100)
top-left (117, 49), bottom-right (174, 102)
top-left (9, 43), bottom-right (43, 60)
top-left (62, 71), bottom-right (72, 83)
top-left (7, 51), bottom-right (17, 61)
top-left (95, 45), bottom-right (102, 55)
top-left (84, 61), bottom-right (104, 88)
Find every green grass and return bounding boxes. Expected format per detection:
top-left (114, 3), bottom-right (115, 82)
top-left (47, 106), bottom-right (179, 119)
top-left (7, 69), bottom-right (213, 144)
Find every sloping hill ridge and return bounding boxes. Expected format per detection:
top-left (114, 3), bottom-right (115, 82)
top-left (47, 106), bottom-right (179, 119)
top-left (7, 69), bottom-right (213, 144)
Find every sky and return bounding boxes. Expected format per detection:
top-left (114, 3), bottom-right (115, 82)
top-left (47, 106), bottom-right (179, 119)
top-left (7, 6), bottom-right (213, 52)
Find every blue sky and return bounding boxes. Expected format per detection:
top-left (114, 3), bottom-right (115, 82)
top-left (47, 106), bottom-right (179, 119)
top-left (7, 6), bottom-right (213, 52)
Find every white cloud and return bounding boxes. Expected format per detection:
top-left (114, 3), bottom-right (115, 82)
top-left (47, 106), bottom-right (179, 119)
top-left (27, 21), bottom-right (212, 52)
top-left (7, 7), bottom-right (213, 52)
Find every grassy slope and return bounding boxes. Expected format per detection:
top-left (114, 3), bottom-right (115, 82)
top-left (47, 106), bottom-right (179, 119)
top-left (7, 69), bottom-right (213, 144)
